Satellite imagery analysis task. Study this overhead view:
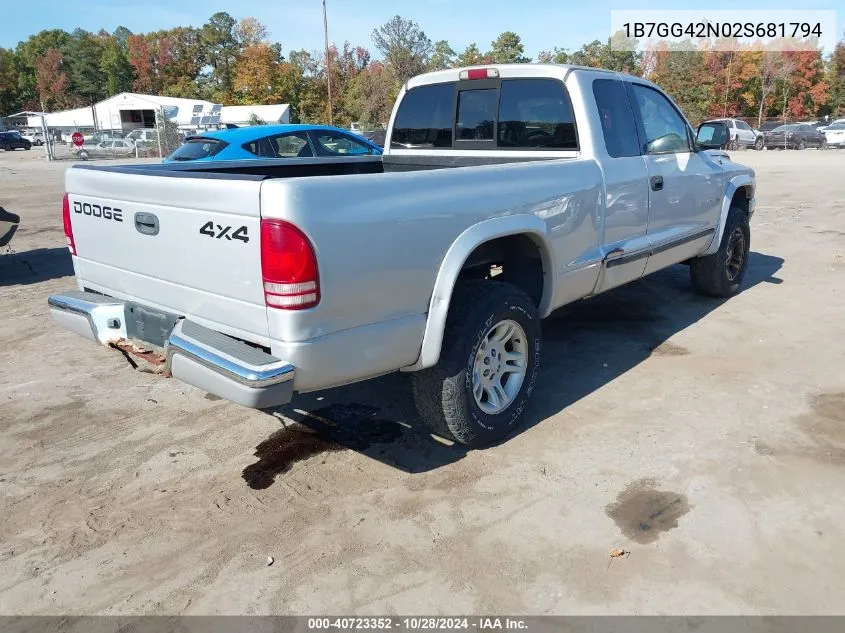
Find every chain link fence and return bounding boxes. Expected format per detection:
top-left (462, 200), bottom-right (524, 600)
top-left (36, 107), bottom-right (184, 162)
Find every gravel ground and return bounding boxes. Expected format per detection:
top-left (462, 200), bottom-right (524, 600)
top-left (1, 147), bottom-right (844, 615)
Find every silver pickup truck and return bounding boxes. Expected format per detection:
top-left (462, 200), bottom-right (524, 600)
top-left (49, 64), bottom-right (754, 448)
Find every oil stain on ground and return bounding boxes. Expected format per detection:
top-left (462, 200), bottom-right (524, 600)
top-left (605, 478), bottom-right (691, 544)
top-left (242, 403), bottom-right (404, 489)
top-left (755, 392), bottom-right (845, 465)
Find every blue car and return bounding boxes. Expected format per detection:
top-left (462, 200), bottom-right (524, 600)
top-left (164, 124), bottom-right (383, 163)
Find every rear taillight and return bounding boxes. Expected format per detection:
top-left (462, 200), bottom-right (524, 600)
top-left (260, 219), bottom-right (320, 310)
top-left (459, 67), bottom-right (500, 80)
top-left (62, 193), bottom-right (76, 255)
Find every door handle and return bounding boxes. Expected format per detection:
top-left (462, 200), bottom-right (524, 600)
top-left (134, 212), bottom-right (159, 236)
top-left (650, 175), bottom-right (664, 191)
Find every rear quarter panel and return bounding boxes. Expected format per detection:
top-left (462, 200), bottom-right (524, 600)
top-left (260, 158), bottom-right (603, 344)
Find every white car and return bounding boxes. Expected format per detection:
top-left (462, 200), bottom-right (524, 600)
top-left (823, 122), bottom-right (845, 148)
top-left (20, 131), bottom-right (45, 146)
top-left (707, 118), bottom-right (763, 150)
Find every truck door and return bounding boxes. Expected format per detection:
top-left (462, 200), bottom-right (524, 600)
top-left (626, 82), bottom-right (724, 275)
top-left (591, 78), bottom-right (651, 293)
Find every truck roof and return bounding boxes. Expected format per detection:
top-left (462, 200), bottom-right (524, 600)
top-left (405, 63), bottom-right (647, 91)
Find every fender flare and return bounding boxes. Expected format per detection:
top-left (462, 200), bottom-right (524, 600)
top-left (702, 174), bottom-right (754, 256)
top-left (401, 215), bottom-right (555, 372)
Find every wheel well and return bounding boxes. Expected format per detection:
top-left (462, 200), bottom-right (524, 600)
top-left (731, 187), bottom-right (751, 216)
top-left (457, 234), bottom-right (546, 308)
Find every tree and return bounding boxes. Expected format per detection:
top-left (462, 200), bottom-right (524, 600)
top-left (537, 48), bottom-right (570, 64)
top-left (34, 48), bottom-right (70, 110)
top-left (343, 61), bottom-right (399, 126)
top-left (644, 42), bottom-right (714, 124)
top-left (127, 35), bottom-right (155, 93)
top-left (781, 49), bottom-right (827, 120)
top-left (428, 40), bottom-right (456, 71)
top-left (456, 43), bottom-right (491, 67)
top-left (99, 34), bottom-right (133, 96)
top-left (66, 29), bottom-right (106, 104)
top-left (0, 48), bottom-right (20, 115)
top-left (371, 15), bottom-right (433, 83)
top-left (15, 30), bottom-right (72, 108)
top-left (247, 112), bottom-right (267, 125)
top-left (200, 12), bottom-right (239, 101)
top-left (489, 32), bottom-right (529, 64)
top-left (236, 17), bottom-right (268, 47)
top-left (233, 43), bottom-right (277, 104)
top-left (753, 49), bottom-right (792, 127)
top-left (825, 40), bottom-right (845, 116)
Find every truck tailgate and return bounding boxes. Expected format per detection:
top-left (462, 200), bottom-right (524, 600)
top-left (65, 166), bottom-right (269, 343)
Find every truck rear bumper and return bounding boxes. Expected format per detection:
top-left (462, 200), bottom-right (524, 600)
top-left (48, 291), bottom-right (294, 408)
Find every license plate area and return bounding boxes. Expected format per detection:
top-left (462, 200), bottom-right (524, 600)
top-left (124, 302), bottom-right (181, 349)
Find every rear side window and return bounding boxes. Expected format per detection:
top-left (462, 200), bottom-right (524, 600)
top-left (391, 83), bottom-right (456, 149)
top-left (498, 79), bottom-right (577, 149)
top-left (592, 79), bottom-right (641, 158)
top-left (244, 132), bottom-right (312, 158)
top-left (168, 138), bottom-right (227, 161)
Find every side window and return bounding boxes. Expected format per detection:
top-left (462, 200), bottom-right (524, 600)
top-left (498, 79), bottom-right (577, 149)
top-left (244, 132), bottom-right (312, 158)
top-left (456, 89), bottom-right (497, 141)
top-left (737, 121), bottom-right (752, 131)
top-left (592, 78), bottom-right (640, 157)
top-left (312, 131), bottom-right (373, 156)
top-left (630, 84), bottom-right (691, 154)
top-left (391, 82), bottom-right (455, 149)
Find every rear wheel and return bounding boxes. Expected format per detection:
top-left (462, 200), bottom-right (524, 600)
top-left (797, 139), bottom-right (806, 150)
top-left (77, 150), bottom-right (90, 160)
top-left (690, 206), bottom-right (750, 298)
top-left (410, 280), bottom-right (541, 448)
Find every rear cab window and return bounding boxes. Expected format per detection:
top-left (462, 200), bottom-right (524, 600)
top-left (168, 138), bottom-right (228, 161)
top-left (391, 77), bottom-right (578, 151)
top-left (592, 78), bottom-right (641, 158)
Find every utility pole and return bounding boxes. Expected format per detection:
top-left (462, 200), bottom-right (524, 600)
top-left (323, 0), bottom-right (333, 125)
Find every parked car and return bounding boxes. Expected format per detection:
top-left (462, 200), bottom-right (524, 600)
top-left (0, 131), bottom-right (32, 151)
top-left (20, 130), bottom-right (45, 146)
top-left (763, 123), bottom-right (826, 149)
top-left (127, 129), bottom-right (158, 144)
top-left (707, 118), bottom-right (763, 150)
top-left (817, 118), bottom-right (845, 132)
top-left (823, 122), bottom-right (845, 148)
top-left (0, 207), bottom-right (20, 249)
top-left (163, 124), bottom-right (383, 162)
top-left (76, 139), bottom-right (138, 160)
top-left (49, 64), bottom-right (755, 449)
top-left (84, 130), bottom-right (125, 144)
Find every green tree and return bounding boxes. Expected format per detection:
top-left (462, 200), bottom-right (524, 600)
top-left (823, 40), bottom-right (845, 116)
top-left (489, 32), bottom-right (529, 63)
top-left (15, 30), bottom-right (72, 107)
top-left (0, 48), bottom-right (20, 114)
top-left (371, 15), bottom-right (433, 83)
top-left (66, 29), bottom-right (107, 104)
top-left (343, 61), bottom-right (399, 126)
top-left (200, 12), bottom-right (239, 101)
top-left (99, 33), bottom-right (133, 96)
top-left (428, 40), bottom-right (456, 71)
top-left (455, 43), bottom-right (491, 67)
top-left (537, 48), bottom-right (570, 64)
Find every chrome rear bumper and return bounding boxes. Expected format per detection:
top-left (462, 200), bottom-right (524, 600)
top-left (48, 291), bottom-right (294, 408)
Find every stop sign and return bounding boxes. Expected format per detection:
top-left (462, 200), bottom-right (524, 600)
top-left (71, 132), bottom-right (84, 147)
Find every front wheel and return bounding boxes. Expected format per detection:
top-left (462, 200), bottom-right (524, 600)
top-left (690, 206), bottom-right (750, 298)
top-left (728, 137), bottom-right (739, 151)
top-left (410, 280), bottom-right (542, 448)
top-left (77, 150), bottom-right (90, 160)
top-left (754, 137), bottom-right (764, 150)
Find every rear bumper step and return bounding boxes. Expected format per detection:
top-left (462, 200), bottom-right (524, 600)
top-left (48, 291), bottom-right (294, 408)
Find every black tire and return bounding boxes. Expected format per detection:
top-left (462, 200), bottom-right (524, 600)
top-left (410, 280), bottom-right (542, 448)
top-left (728, 137), bottom-right (739, 151)
top-left (754, 137), bottom-right (764, 150)
top-left (24, 143), bottom-right (31, 150)
top-left (77, 150), bottom-right (89, 160)
top-left (690, 206), bottom-right (751, 298)
top-left (797, 139), bottom-right (806, 150)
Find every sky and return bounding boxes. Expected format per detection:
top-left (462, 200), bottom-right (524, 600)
top-left (0, 0), bottom-right (841, 56)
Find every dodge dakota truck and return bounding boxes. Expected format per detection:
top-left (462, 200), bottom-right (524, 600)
top-left (49, 64), bottom-right (753, 448)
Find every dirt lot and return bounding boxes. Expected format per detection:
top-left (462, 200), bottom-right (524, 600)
top-left (1, 147), bottom-right (844, 615)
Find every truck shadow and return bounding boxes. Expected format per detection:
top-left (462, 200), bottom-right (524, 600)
top-left (0, 247), bottom-right (74, 286)
top-left (250, 251), bottom-right (783, 482)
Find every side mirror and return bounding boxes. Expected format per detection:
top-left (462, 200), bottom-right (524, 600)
top-left (696, 121), bottom-right (729, 149)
